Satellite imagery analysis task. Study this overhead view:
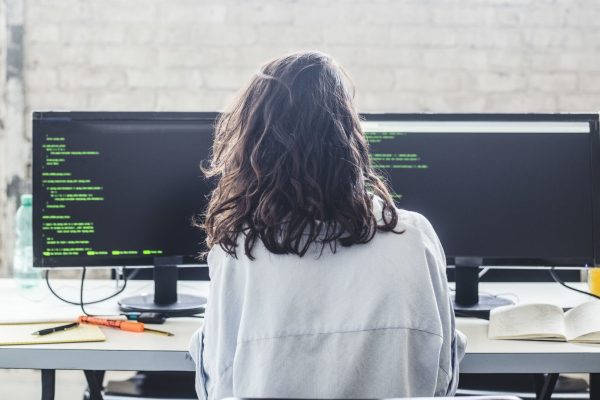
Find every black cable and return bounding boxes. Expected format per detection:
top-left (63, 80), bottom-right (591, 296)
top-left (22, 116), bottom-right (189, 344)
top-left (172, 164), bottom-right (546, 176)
top-left (80, 267), bottom-right (91, 316)
top-left (549, 267), bottom-right (600, 301)
top-left (45, 267), bottom-right (132, 306)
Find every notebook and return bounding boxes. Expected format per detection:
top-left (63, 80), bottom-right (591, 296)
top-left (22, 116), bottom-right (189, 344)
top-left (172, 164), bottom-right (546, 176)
top-left (0, 322), bottom-right (106, 346)
top-left (488, 300), bottom-right (600, 343)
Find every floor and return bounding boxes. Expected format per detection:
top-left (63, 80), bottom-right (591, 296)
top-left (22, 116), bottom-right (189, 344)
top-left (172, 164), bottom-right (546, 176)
top-left (0, 369), bottom-right (135, 399)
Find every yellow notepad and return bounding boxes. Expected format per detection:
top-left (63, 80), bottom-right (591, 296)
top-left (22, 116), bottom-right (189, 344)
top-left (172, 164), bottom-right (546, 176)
top-left (0, 322), bottom-right (106, 346)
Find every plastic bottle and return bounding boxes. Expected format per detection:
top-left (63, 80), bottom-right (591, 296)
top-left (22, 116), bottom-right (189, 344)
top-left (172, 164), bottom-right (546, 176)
top-left (12, 194), bottom-right (41, 288)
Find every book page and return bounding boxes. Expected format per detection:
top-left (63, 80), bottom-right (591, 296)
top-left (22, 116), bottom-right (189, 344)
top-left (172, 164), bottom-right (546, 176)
top-left (564, 300), bottom-right (600, 342)
top-left (570, 332), bottom-right (600, 343)
top-left (488, 303), bottom-right (566, 340)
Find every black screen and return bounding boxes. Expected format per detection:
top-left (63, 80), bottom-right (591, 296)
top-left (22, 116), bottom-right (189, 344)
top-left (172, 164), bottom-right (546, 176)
top-left (364, 116), bottom-right (598, 266)
top-left (33, 113), bottom-right (215, 267)
top-left (33, 113), bottom-right (600, 268)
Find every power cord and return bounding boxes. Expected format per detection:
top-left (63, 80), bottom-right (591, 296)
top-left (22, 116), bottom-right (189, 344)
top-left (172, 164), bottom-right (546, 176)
top-left (549, 267), bottom-right (600, 300)
top-left (46, 267), bottom-right (203, 319)
top-left (80, 267), bottom-right (91, 316)
top-left (45, 267), bottom-right (137, 316)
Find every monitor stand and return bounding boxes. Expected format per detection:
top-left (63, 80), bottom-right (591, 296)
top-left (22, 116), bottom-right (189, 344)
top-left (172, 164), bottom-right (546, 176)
top-left (452, 257), bottom-right (513, 319)
top-left (118, 256), bottom-right (207, 317)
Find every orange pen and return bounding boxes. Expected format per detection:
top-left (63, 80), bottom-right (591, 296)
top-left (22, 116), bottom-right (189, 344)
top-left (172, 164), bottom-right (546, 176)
top-left (78, 316), bottom-right (173, 336)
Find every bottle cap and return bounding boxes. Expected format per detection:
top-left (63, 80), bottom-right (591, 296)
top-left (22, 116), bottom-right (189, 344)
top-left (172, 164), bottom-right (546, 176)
top-left (21, 194), bottom-right (32, 207)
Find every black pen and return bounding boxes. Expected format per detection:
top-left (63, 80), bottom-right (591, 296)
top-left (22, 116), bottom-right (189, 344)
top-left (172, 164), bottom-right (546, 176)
top-left (32, 322), bottom-right (79, 336)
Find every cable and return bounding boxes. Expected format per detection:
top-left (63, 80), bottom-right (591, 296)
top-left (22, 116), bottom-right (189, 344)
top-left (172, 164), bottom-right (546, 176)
top-left (45, 267), bottom-right (132, 306)
top-left (549, 267), bottom-right (600, 300)
top-left (478, 267), bottom-right (490, 278)
top-left (80, 267), bottom-right (91, 316)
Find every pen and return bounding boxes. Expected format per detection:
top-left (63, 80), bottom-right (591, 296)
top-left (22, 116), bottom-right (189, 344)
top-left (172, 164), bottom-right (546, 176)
top-left (32, 322), bottom-right (79, 336)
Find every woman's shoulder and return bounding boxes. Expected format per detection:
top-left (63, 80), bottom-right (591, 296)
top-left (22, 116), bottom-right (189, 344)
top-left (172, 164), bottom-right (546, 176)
top-left (206, 244), bottom-right (234, 279)
top-left (372, 196), bottom-right (437, 240)
top-left (372, 195), bottom-right (444, 259)
top-left (395, 208), bottom-right (446, 265)
top-left (396, 208), bottom-right (437, 239)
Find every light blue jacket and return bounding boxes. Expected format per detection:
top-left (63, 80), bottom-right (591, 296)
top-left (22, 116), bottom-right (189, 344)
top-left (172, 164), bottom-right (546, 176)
top-left (190, 206), bottom-right (466, 399)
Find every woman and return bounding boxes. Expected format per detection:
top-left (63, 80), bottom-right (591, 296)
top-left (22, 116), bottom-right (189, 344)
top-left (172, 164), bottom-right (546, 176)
top-left (190, 51), bottom-right (465, 399)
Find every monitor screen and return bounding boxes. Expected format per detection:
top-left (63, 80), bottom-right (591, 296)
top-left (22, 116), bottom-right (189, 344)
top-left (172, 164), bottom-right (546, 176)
top-left (362, 114), bottom-right (600, 266)
top-left (33, 112), bottom-right (216, 268)
top-left (33, 112), bottom-right (600, 268)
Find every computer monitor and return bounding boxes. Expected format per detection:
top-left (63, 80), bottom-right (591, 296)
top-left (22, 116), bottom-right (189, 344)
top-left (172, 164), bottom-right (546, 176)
top-left (362, 113), bottom-right (600, 313)
top-left (33, 112), bottom-right (217, 315)
top-left (33, 112), bottom-right (600, 316)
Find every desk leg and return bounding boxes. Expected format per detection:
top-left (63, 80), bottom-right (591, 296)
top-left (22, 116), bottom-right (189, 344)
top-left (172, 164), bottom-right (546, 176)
top-left (41, 369), bottom-right (55, 400)
top-left (83, 370), bottom-right (104, 400)
top-left (591, 373), bottom-right (600, 400)
top-left (534, 373), bottom-right (559, 400)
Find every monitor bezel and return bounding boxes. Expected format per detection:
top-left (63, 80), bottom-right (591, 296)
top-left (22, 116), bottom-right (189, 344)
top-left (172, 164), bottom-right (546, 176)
top-left (33, 112), bottom-right (600, 268)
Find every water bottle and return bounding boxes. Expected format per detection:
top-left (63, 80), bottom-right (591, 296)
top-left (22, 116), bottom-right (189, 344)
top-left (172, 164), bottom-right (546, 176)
top-left (13, 194), bottom-right (41, 288)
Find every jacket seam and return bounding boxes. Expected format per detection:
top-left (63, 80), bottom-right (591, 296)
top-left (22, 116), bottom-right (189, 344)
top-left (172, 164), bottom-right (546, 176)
top-left (238, 325), bottom-right (443, 345)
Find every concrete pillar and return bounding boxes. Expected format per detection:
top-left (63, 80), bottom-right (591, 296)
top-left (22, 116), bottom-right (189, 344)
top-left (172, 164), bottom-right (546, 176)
top-left (0, 0), bottom-right (27, 277)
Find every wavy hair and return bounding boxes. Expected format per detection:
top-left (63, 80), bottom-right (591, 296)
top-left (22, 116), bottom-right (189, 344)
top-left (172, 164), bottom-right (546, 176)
top-left (202, 51), bottom-right (401, 259)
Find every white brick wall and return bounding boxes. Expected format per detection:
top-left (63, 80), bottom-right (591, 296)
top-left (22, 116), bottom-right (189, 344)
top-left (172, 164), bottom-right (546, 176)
top-left (21, 0), bottom-right (600, 116)
top-left (1, 0), bottom-right (600, 274)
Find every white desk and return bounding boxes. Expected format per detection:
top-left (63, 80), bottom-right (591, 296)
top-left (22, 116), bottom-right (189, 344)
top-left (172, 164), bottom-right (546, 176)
top-left (0, 279), bottom-right (206, 372)
top-left (1, 279), bottom-right (600, 397)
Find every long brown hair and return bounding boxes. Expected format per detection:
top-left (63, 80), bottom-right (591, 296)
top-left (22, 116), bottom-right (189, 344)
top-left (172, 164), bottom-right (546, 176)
top-left (202, 51), bottom-right (401, 259)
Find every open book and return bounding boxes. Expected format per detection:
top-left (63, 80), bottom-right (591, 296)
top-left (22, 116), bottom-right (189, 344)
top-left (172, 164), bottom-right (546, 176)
top-left (488, 300), bottom-right (600, 343)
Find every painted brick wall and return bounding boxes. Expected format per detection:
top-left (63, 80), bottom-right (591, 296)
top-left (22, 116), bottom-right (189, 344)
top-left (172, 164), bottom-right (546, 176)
top-left (23, 0), bottom-right (600, 117)
top-left (1, 0), bottom-right (600, 274)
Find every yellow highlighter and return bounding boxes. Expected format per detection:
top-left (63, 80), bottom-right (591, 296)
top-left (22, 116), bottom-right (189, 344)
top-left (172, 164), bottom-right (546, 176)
top-left (589, 267), bottom-right (600, 297)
